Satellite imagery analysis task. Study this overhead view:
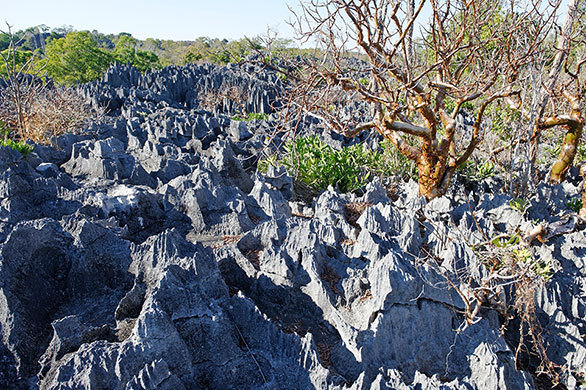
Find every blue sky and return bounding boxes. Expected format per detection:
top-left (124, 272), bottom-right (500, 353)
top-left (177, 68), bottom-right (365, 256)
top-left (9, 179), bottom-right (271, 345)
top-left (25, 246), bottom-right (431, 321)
top-left (3, 0), bottom-right (569, 44)
top-left (2, 1), bottom-right (299, 41)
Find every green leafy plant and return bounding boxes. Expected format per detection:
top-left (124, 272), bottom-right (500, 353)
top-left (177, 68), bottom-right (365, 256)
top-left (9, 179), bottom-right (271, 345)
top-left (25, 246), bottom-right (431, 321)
top-left (486, 104), bottom-right (521, 140)
top-left (567, 197), bottom-right (583, 213)
top-left (458, 160), bottom-right (496, 181)
top-left (280, 136), bottom-right (370, 193)
top-left (0, 137), bottom-right (33, 155)
top-left (377, 139), bottom-right (418, 180)
top-left (267, 136), bottom-right (416, 193)
top-left (512, 248), bottom-right (553, 281)
top-left (247, 112), bottom-right (269, 121)
top-left (1, 119), bottom-right (32, 155)
top-left (491, 232), bottom-right (520, 248)
top-left (487, 233), bottom-right (553, 281)
top-left (509, 197), bottom-right (530, 214)
top-left (257, 154), bottom-right (278, 174)
top-left (233, 112), bottom-right (269, 122)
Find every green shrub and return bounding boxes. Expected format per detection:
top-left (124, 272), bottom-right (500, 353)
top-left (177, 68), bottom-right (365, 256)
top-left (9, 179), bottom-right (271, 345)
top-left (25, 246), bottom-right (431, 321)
top-left (487, 104), bottom-right (521, 140)
top-left (490, 232), bottom-right (553, 281)
top-left (377, 139), bottom-right (418, 180)
top-left (280, 136), bottom-right (368, 193)
top-left (262, 136), bottom-right (417, 193)
top-left (233, 112), bottom-right (269, 121)
top-left (0, 137), bottom-right (33, 155)
top-left (567, 197), bottom-right (583, 213)
top-left (257, 154), bottom-right (278, 174)
top-left (458, 160), bottom-right (495, 181)
top-left (0, 121), bottom-right (32, 155)
top-left (513, 248), bottom-right (553, 281)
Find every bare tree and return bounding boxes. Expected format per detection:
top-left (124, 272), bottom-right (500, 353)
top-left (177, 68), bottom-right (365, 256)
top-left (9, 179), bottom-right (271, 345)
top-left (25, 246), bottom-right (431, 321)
top-left (0, 23), bottom-right (46, 141)
top-left (507, 0), bottom-right (585, 185)
top-left (270, 0), bottom-right (562, 199)
top-left (0, 24), bottom-right (105, 145)
top-left (544, 78), bottom-right (584, 184)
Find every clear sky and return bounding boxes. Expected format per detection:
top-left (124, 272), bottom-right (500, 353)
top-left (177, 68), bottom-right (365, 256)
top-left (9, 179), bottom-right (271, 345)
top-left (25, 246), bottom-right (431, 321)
top-left (2, 1), bottom-right (299, 41)
top-left (2, 1), bottom-right (570, 44)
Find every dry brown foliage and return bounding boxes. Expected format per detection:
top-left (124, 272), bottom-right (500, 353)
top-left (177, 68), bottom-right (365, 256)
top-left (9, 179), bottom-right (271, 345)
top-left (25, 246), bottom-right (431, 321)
top-left (0, 24), bottom-right (104, 145)
top-left (343, 201), bottom-right (370, 229)
top-left (10, 87), bottom-right (105, 144)
top-left (199, 84), bottom-right (248, 115)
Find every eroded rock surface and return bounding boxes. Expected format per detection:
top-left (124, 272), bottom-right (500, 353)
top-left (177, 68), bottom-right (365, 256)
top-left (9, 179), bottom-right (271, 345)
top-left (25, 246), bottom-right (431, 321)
top-left (0, 63), bottom-right (584, 389)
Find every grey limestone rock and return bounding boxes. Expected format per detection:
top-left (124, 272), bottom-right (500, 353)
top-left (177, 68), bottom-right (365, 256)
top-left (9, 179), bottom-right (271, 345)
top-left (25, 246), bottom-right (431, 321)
top-left (229, 119), bottom-right (253, 141)
top-left (0, 61), bottom-right (583, 390)
top-left (35, 163), bottom-right (60, 178)
top-left (250, 177), bottom-right (292, 219)
top-left (206, 139), bottom-right (254, 193)
top-left (0, 219), bottom-right (74, 379)
top-left (62, 137), bottom-right (153, 187)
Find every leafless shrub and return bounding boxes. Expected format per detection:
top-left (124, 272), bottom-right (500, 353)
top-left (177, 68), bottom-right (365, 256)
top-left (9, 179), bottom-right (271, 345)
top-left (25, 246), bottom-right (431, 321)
top-left (0, 24), bottom-right (103, 145)
top-left (0, 85), bottom-right (104, 144)
top-left (199, 84), bottom-right (248, 115)
top-left (0, 24), bottom-right (45, 139)
top-left (24, 87), bottom-right (104, 144)
top-left (421, 212), bottom-right (563, 384)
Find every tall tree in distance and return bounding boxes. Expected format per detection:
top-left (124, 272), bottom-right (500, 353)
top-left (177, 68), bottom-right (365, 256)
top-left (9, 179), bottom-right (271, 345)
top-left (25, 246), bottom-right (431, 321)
top-left (45, 31), bottom-right (113, 85)
top-left (113, 35), bottom-right (161, 72)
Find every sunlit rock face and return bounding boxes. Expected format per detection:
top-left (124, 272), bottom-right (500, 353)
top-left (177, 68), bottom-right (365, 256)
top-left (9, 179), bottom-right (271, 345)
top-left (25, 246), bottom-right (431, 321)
top-left (0, 62), bottom-right (583, 390)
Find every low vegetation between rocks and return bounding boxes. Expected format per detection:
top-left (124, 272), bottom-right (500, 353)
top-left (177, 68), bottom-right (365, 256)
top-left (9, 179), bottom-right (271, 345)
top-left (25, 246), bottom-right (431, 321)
top-left (0, 0), bottom-right (585, 389)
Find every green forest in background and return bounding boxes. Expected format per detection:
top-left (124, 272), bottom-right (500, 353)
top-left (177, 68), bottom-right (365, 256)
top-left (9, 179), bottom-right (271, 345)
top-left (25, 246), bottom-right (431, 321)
top-left (0, 25), bottom-right (303, 85)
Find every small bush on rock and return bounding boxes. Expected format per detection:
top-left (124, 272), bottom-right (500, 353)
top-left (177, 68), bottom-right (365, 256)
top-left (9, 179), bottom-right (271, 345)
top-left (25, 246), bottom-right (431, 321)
top-left (199, 84), bottom-right (247, 115)
top-left (0, 122), bottom-right (32, 154)
top-left (567, 197), bottom-right (583, 213)
top-left (457, 159), bottom-right (496, 182)
top-left (0, 27), bottom-right (104, 145)
top-left (280, 136), bottom-right (369, 193)
top-left (0, 84), bottom-right (104, 144)
top-left (233, 112), bottom-right (269, 122)
top-left (263, 136), bottom-right (416, 193)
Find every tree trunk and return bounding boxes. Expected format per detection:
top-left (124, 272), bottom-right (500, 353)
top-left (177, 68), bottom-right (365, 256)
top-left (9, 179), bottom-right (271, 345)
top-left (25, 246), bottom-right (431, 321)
top-left (405, 0), bottom-right (415, 65)
top-left (549, 122), bottom-right (584, 183)
top-left (529, 0), bottom-right (580, 168)
top-left (580, 163), bottom-right (586, 220)
top-left (416, 143), bottom-right (451, 200)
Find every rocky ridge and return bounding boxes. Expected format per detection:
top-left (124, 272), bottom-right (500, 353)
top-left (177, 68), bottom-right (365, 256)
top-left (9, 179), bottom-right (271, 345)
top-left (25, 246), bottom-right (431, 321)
top-left (0, 63), bottom-right (584, 389)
